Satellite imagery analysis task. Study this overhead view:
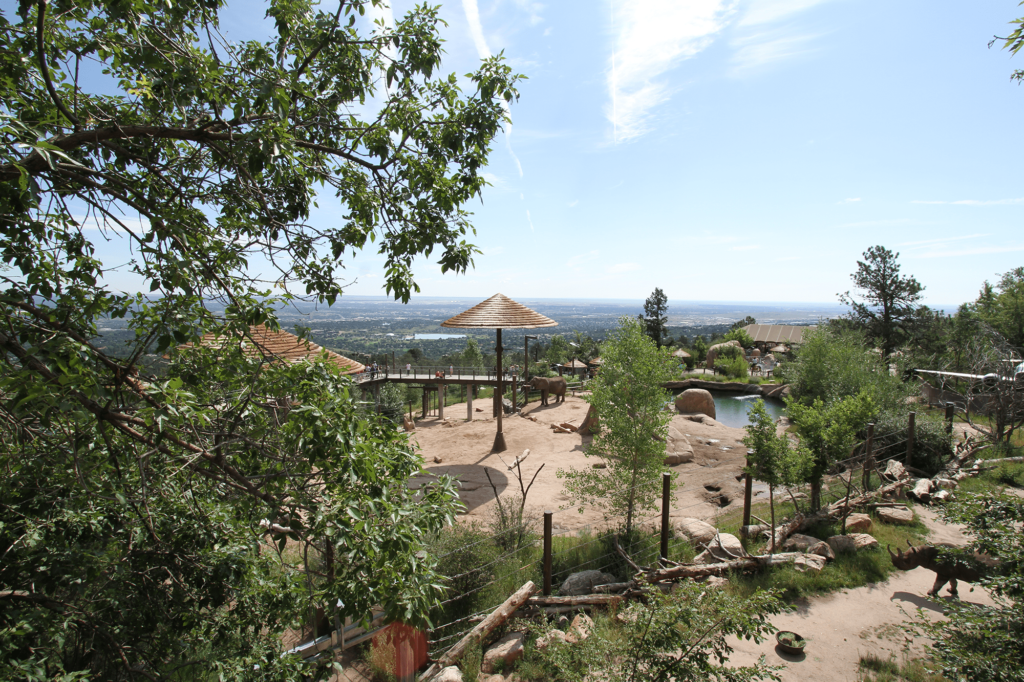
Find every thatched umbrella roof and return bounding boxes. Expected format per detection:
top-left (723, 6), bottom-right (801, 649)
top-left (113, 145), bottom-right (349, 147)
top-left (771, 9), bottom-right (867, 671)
top-left (440, 293), bottom-right (557, 329)
top-left (441, 294), bottom-right (556, 452)
top-left (182, 325), bottom-right (364, 374)
top-left (563, 358), bottom-right (588, 368)
top-left (588, 357), bottom-right (603, 365)
top-left (672, 348), bottom-right (691, 358)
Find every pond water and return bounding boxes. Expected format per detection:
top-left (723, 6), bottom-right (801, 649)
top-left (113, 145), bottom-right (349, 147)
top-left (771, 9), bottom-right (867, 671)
top-left (404, 333), bottom-right (467, 340)
top-left (708, 390), bottom-right (786, 429)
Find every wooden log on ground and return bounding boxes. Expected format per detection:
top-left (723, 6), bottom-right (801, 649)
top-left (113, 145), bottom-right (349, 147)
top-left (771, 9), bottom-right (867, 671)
top-left (762, 514), bottom-right (804, 551)
top-left (908, 478), bottom-right (932, 503)
top-left (419, 581), bottom-right (536, 681)
top-left (592, 582), bottom-right (634, 594)
top-left (978, 456), bottom-right (1024, 465)
top-left (526, 594), bottom-right (622, 607)
top-left (740, 524), bottom-right (771, 538)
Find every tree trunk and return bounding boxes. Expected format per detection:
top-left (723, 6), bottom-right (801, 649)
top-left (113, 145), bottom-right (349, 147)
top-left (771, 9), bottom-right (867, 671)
top-left (526, 594), bottom-right (623, 607)
top-left (810, 479), bottom-right (821, 512)
top-left (768, 486), bottom-right (775, 554)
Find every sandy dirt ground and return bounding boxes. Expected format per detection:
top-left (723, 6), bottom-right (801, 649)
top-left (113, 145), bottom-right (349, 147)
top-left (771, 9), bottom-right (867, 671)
top-left (408, 395), bottom-right (763, 532)
top-left (726, 505), bottom-right (999, 681)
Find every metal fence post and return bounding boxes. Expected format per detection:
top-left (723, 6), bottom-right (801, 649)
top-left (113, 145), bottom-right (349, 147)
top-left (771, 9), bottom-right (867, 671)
top-left (660, 472), bottom-right (671, 561)
top-left (862, 423), bottom-right (875, 492)
top-left (543, 511), bottom-right (552, 596)
top-left (906, 411), bottom-right (915, 467)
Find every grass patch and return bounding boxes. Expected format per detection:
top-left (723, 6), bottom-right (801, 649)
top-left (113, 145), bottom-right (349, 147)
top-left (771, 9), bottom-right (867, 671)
top-left (859, 652), bottom-right (948, 682)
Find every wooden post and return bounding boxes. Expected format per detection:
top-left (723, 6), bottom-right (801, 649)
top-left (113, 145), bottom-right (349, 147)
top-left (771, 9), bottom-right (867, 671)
top-left (467, 384), bottom-right (473, 421)
top-left (906, 411), bottom-right (916, 467)
top-left (660, 472), bottom-right (671, 561)
top-left (512, 375), bottom-right (518, 413)
top-left (438, 383), bottom-right (445, 421)
top-left (543, 511), bottom-right (553, 596)
top-left (742, 450), bottom-right (753, 529)
top-left (493, 328), bottom-right (506, 452)
top-left (945, 402), bottom-right (955, 435)
top-left (862, 423), bottom-right (875, 492)
top-left (422, 387), bottom-right (428, 420)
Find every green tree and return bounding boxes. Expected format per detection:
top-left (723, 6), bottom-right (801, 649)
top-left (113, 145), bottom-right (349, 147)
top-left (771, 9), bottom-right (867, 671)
top-left (643, 287), bottom-right (669, 349)
top-left (730, 315), bottom-right (757, 331)
top-left (557, 317), bottom-right (676, 534)
top-left (547, 334), bottom-right (571, 365)
top-left (692, 336), bottom-right (708, 364)
top-left (723, 327), bottom-right (754, 348)
top-left (461, 338), bottom-right (484, 368)
top-left (839, 246), bottom-right (924, 357)
top-left (787, 392), bottom-right (876, 511)
top-left (0, 0), bottom-right (518, 677)
top-left (975, 267), bottom-right (1024, 349)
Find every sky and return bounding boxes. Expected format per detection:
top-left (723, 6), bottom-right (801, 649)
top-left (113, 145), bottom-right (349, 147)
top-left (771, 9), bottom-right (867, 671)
top-left (49, 1), bottom-right (1024, 308)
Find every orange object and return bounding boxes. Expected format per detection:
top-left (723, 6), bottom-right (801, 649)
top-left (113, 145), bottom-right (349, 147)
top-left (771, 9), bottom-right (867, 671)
top-left (372, 623), bottom-right (428, 678)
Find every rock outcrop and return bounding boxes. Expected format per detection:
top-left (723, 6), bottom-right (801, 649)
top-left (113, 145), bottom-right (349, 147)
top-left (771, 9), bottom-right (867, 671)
top-left (482, 631), bottom-right (526, 673)
top-left (675, 389), bottom-right (716, 419)
top-left (558, 570), bottom-right (619, 596)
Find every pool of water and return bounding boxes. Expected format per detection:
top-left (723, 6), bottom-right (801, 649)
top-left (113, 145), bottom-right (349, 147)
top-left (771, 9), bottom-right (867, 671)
top-left (404, 333), bottom-right (467, 340)
top-left (708, 390), bottom-right (786, 429)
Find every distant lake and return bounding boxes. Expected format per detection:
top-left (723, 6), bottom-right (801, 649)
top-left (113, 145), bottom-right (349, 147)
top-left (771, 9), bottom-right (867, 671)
top-left (405, 333), bottom-right (466, 340)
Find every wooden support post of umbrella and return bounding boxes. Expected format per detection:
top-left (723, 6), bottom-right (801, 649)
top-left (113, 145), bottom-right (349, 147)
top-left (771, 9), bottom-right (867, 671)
top-left (442, 294), bottom-right (557, 453)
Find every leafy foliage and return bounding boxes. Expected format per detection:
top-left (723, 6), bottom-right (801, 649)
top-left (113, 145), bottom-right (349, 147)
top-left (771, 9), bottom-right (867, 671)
top-left (0, 0), bottom-right (520, 677)
top-left (557, 317), bottom-right (676, 534)
top-left (724, 328), bottom-right (754, 348)
top-left (522, 581), bottom-right (785, 682)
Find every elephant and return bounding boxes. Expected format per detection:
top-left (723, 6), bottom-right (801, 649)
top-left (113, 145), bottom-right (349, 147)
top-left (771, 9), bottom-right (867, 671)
top-left (888, 540), bottom-right (998, 597)
top-left (529, 376), bottom-right (567, 405)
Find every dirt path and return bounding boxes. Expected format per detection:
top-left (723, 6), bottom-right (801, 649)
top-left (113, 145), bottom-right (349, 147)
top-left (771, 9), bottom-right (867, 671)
top-left (725, 507), bottom-right (998, 681)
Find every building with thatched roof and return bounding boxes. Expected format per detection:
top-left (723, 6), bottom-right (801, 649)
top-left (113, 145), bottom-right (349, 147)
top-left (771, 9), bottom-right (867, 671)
top-left (180, 324), bottom-right (364, 375)
top-left (742, 324), bottom-right (815, 347)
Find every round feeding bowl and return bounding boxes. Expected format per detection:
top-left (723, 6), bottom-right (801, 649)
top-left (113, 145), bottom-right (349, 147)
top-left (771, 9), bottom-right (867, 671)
top-left (776, 631), bottom-right (807, 655)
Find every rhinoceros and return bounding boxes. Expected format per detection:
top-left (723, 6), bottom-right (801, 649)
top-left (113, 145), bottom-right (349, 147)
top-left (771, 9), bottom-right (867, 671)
top-left (529, 376), bottom-right (567, 405)
top-left (888, 540), bottom-right (997, 597)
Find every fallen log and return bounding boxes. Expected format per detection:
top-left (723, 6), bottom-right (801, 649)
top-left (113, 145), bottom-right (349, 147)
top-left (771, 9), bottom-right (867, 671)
top-left (977, 456), bottom-right (1024, 465)
top-left (644, 552), bottom-right (810, 581)
top-left (762, 514), bottom-right (804, 551)
top-left (740, 524), bottom-right (771, 538)
top-left (908, 478), bottom-right (932, 503)
top-left (526, 594), bottom-right (622, 607)
top-left (592, 582), bottom-right (634, 594)
top-left (419, 580), bottom-right (536, 681)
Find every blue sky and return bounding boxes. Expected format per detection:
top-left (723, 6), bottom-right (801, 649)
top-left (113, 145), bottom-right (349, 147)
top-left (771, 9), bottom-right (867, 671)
top-left (52, 1), bottom-right (1024, 308)
top-left (322, 0), bottom-right (1022, 309)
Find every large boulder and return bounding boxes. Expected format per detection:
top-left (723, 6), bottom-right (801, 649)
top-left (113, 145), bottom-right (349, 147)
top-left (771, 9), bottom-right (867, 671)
top-left (793, 554), bottom-right (827, 573)
top-left (675, 389), bottom-right (716, 419)
top-left (564, 613), bottom-right (594, 644)
top-left (783, 534), bottom-right (834, 561)
top-left (558, 570), bottom-right (619, 596)
top-left (878, 506), bottom-right (915, 526)
top-left (845, 513), bottom-right (873, 532)
top-left (677, 518), bottom-right (718, 546)
top-left (828, 533), bottom-right (878, 554)
top-left (434, 666), bottom-right (464, 682)
top-left (694, 533), bottom-right (746, 563)
top-left (663, 423), bottom-right (694, 465)
top-left (482, 631), bottom-right (526, 673)
top-left (706, 340), bottom-right (742, 366)
top-left (850, 533), bottom-right (879, 550)
top-left (535, 629), bottom-right (567, 651)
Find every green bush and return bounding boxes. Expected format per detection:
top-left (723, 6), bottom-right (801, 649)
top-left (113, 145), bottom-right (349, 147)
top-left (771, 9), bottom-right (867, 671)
top-left (719, 355), bottom-right (749, 379)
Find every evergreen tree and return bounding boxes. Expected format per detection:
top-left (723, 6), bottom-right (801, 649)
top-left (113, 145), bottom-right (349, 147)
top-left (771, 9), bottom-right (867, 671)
top-left (839, 246), bottom-right (924, 356)
top-left (643, 287), bottom-right (670, 348)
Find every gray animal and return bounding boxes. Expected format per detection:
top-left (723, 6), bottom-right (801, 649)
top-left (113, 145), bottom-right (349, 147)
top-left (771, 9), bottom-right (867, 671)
top-left (529, 376), bottom-right (567, 405)
top-left (888, 540), bottom-right (997, 597)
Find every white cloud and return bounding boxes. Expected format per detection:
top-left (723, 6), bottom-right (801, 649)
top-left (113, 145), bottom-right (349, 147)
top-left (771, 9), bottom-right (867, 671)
top-left (482, 172), bottom-right (509, 189)
top-left (526, 209), bottom-right (535, 232)
top-left (512, 0), bottom-right (545, 26)
top-left (739, 0), bottom-right (832, 27)
top-left (732, 244), bottom-right (760, 251)
top-left (568, 199), bottom-right (579, 207)
top-left (607, 0), bottom-right (735, 143)
top-left (608, 262), bottom-right (641, 273)
top-left (567, 250), bottom-right (600, 268)
top-left (911, 198), bottom-right (1024, 206)
top-left (839, 197), bottom-right (861, 204)
top-left (462, 0), bottom-right (523, 177)
top-left (730, 29), bottom-right (820, 75)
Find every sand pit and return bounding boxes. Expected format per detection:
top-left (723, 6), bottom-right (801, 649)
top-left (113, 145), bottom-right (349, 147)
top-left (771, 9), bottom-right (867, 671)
top-left (408, 395), bottom-right (762, 530)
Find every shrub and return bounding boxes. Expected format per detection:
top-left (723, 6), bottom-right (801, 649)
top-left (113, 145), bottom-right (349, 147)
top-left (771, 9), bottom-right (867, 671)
top-left (720, 355), bottom-right (749, 379)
